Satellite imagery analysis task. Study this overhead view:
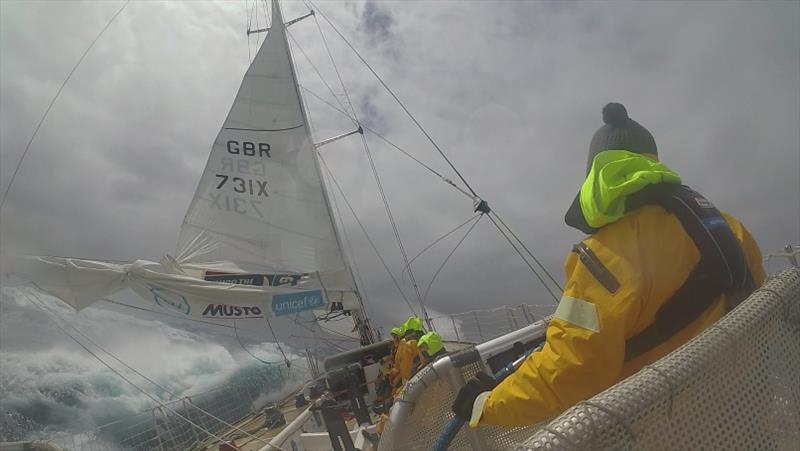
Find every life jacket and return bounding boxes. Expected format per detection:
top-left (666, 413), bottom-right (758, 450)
top-left (574, 183), bottom-right (755, 360)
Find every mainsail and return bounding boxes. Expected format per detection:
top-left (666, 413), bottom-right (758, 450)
top-left (18, 0), bottom-right (361, 324)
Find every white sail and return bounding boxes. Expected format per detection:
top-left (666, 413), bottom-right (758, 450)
top-left (17, 0), bottom-right (360, 319)
top-left (175, 0), bottom-right (356, 300)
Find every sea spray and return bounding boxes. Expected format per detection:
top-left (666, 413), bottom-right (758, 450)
top-left (0, 286), bottom-right (307, 448)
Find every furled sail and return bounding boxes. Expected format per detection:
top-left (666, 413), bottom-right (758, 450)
top-left (17, 0), bottom-right (360, 320)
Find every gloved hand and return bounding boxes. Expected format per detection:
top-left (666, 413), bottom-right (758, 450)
top-left (451, 371), bottom-right (496, 421)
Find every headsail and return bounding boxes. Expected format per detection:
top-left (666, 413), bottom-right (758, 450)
top-left (17, 0), bottom-right (361, 321)
top-left (175, 0), bottom-right (357, 304)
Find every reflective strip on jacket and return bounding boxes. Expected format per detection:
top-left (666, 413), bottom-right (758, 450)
top-left (472, 151), bottom-right (766, 427)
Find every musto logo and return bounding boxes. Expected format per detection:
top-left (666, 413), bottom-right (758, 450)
top-left (202, 303), bottom-right (264, 319)
top-left (150, 287), bottom-right (191, 315)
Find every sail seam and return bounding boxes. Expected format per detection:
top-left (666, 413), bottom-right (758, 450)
top-left (222, 124), bottom-right (304, 132)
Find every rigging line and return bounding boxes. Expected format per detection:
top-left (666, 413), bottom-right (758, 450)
top-left (289, 334), bottom-right (358, 343)
top-left (290, 317), bottom-right (347, 351)
top-left (422, 214), bottom-right (483, 303)
top-left (492, 211), bottom-right (563, 291)
top-left (318, 155), bottom-right (418, 316)
top-left (307, 2), bottom-right (428, 319)
top-left (402, 213), bottom-right (481, 282)
top-left (308, 3), bottom-right (429, 319)
top-left (289, 32), bottom-right (374, 333)
top-left (233, 319), bottom-right (289, 366)
top-left (287, 31), bottom-right (354, 123)
top-left (308, 1), bottom-right (353, 117)
top-left (245, 0), bottom-right (252, 62)
top-left (27, 289), bottom-right (182, 399)
top-left (312, 3), bottom-right (553, 302)
top-left (0, 0), bottom-right (131, 214)
top-left (321, 159), bottom-right (373, 323)
top-left (361, 130), bottom-right (429, 321)
top-left (486, 212), bottom-right (560, 303)
top-left (264, 314), bottom-right (291, 366)
top-left (301, 85), bottom-right (472, 199)
top-left (28, 293), bottom-right (271, 446)
top-left (310, 1), bottom-right (479, 200)
top-left (21, 292), bottom-right (239, 446)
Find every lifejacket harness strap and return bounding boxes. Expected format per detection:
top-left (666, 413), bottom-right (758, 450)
top-left (572, 184), bottom-right (754, 362)
top-left (624, 184), bottom-right (754, 361)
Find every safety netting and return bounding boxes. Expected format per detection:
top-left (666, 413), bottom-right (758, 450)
top-left (379, 267), bottom-right (800, 451)
top-left (517, 266), bottom-right (800, 450)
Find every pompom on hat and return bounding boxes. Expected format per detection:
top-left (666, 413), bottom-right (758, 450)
top-left (587, 103), bottom-right (657, 173)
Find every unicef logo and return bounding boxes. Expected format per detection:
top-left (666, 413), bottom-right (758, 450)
top-left (149, 287), bottom-right (191, 315)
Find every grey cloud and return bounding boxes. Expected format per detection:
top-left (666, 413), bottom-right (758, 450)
top-left (360, 1), bottom-right (394, 43)
top-left (2, 1), bottom-right (798, 338)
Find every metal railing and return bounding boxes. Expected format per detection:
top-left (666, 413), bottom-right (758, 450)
top-left (429, 304), bottom-right (555, 344)
top-left (21, 371), bottom-right (292, 451)
top-left (377, 267), bottom-right (800, 450)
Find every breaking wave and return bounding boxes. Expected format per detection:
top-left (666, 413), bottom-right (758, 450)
top-left (0, 285), bottom-right (306, 445)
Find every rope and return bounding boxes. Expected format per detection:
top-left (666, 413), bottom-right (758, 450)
top-left (423, 214), bottom-right (483, 303)
top-left (301, 86), bottom-right (471, 198)
top-left (307, 3), bottom-right (429, 324)
top-left (21, 291), bottom-right (240, 446)
top-left (361, 131), bottom-right (430, 321)
top-left (308, 3), bottom-right (564, 304)
top-left (264, 314), bottom-right (291, 367)
top-left (318, 155), bottom-right (417, 315)
top-left (487, 212), bottom-right (560, 303)
top-left (491, 211), bottom-right (563, 292)
top-left (320, 172), bottom-right (374, 324)
top-left (28, 287), bottom-right (272, 445)
top-left (0, 0), bottom-right (131, 214)
top-left (402, 213), bottom-right (481, 282)
top-left (310, 1), bottom-right (479, 200)
top-left (233, 319), bottom-right (292, 366)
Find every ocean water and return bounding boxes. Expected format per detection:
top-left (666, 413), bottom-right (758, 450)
top-left (0, 285), bottom-right (307, 447)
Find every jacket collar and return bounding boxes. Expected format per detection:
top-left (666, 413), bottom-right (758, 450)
top-left (565, 150), bottom-right (681, 233)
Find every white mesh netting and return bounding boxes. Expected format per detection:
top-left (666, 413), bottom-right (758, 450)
top-left (517, 266), bottom-right (800, 450)
top-left (379, 267), bottom-right (800, 451)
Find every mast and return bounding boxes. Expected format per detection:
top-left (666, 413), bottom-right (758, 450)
top-left (272, 0), bottom-right (375, 345)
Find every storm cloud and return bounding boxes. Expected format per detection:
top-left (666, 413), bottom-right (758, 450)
top-left (1, 0), bottom-right (798, 338)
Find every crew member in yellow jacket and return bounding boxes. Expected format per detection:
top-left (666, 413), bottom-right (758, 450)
top-left (453, 103), bottom-right (765, 427)
top-left (392, 316), bottom-right (425, 394)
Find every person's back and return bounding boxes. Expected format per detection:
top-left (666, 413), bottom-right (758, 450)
top-left (454, 103), bottom-right (765, 428)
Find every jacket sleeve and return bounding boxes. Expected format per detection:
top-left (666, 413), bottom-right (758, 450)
top-left (473, 228), bottom-right (646, 427)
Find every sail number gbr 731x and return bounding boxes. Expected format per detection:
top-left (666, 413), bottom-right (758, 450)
top-left (211, 139), bottom-right (272, 216)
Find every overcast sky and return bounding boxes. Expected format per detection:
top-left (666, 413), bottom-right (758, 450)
top-left (1, 0), bottom-right (798, 336)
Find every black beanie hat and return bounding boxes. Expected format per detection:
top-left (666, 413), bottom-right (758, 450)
top-left (587, 103), bottom-right (657, 173)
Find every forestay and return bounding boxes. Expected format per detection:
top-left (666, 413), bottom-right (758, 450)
top-left (16, 0), bottom-right (359, 320)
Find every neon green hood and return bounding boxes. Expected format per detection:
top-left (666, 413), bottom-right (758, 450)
top-left (402, 316), bottom-right (424, 335)
top-left (579, 150), bottom-right (681, 229)
top-left (418, 331), bottom-right (443, 356)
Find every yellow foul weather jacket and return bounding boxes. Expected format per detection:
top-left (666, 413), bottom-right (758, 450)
top-left (472, 151), bottom-right (765, 427)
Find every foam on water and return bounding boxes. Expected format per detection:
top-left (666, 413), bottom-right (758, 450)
top-left (0, 285), bottom-right (304, 443)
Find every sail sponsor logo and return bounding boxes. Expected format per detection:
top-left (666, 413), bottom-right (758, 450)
top-left (203, 272), bottom-right (303, 287)
top-left (272, 290), bottom-right (325, 317)
top-left (204, 273), bottom-right (266, 286)
top-left (149, 287), bottom-right (191, 315)
top-left (266, 274), bottom-right (303, 287)
top-left (201, 303), bottom-right (264, 318)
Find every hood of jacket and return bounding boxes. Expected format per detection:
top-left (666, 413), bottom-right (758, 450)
top-left (565, 150), bottom-right (681, 234)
